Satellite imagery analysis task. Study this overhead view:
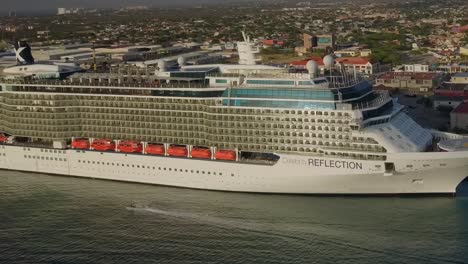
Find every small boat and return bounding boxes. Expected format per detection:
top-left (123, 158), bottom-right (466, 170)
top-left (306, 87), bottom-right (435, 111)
top-left (145, 143), bottom-right (165, 155)
top-left (167, 145), bottom-right (188, 157)
top-left (71, 138), bottom-right (90, 149)
top-left (118, 140), bottom-right (143, 153)
top-left (0, 134), bottom-right (8, 143)
top-left (215, 149), bottom-right (237, 161)
top-left (91, 139), bottom-right (115, 151)
top-left (191, 147), bottom-right (211, 159)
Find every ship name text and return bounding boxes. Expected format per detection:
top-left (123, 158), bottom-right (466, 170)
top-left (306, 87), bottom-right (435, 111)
top-left (308, 159), bottom-right (363, 170)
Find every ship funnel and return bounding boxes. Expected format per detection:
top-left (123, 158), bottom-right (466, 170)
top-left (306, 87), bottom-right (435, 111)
top-left (14, 40), bottom-right (35, 65)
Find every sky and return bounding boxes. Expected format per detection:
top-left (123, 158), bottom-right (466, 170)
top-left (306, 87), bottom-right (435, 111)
top-left (2, 0), bottom-right (255, 14)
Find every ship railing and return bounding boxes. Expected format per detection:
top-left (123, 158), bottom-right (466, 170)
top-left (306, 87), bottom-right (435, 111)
top-left (430, 130), bottom-right (467, 141)
top-left (1, 79), bottom-right (212, 89)
top-left (327, 75), bottom-right (364, 89)
top-left (350, 91), bottom-right (391, 110)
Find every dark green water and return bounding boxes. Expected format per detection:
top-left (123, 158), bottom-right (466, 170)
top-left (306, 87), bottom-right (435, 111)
top-left (1, 171), bottom-right (468, 264)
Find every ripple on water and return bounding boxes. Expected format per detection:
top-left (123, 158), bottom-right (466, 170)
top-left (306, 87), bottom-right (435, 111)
top-left (1, 171), bottom-right (468, 264)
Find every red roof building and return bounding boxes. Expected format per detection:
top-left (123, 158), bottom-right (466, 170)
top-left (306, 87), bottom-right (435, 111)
top-left (289, 56), bottom-right (376, 75)
top-left (450, 101), bottom-right (468, 130)
top-left (262, 39), bottom-right (285, 47)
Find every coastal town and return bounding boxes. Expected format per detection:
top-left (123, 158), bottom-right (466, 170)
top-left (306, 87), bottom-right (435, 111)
top-left (1, 0), bottom-right (467, 132)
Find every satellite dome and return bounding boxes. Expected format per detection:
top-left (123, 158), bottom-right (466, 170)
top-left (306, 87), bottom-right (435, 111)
top-left (323, 54), bottom-right (335, 69)
top-left (157, 60), bottom-right (167, 71)
top-left (306, 60), bottom-right (318, 75)
top-left (177, 56), bottom-right (185, 66)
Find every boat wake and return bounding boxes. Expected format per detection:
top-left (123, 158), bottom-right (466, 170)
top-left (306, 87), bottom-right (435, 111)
top-left (126, 206), bottom-right (261, 231)
top-left (126, 206), bottom-right (464, 264)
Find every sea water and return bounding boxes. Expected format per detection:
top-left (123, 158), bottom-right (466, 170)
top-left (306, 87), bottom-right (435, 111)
top-left (1, 171), bottom-right (468, 264)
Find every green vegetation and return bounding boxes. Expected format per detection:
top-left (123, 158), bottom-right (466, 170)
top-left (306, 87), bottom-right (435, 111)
top-left (352, 32), bottom-right (410, 65)
top-left (261, 47), bottom-right (304, 64)
top-left (0, 41), bottom-right (9, 52)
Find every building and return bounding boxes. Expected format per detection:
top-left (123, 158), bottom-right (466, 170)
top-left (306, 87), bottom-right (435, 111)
top-left (451, 72), bottom-right (468, 83)
top-left (289, 56), bottom-right (325, 71)
top-left (404, 64), bottom-right (429, 73)
top-left (360, 49), bottom-right (372, 57)
top-left (335, 57), bottom-right (377, 76)
top-left (450, 101), bottom-right (468, 130)
top-left (335, 49), bottom-right (358, 57)
top-left (57, 8), bottom-right (66, 15)
top-left (303, 33), bottom-right (335, 51)
top-left (452, 25), bottom-right (468, 34)
top-left (303, 33), bottom-right (314, 50)
top-left (290, 56), bottom-right (377, 76)
top-left (375, 72), bottom-right (439, 95)
top-left (433, 73), bottom-right (468, 110)
top-left (57, 8), bottom-right (83, 15)
top-left (461, 45), bottom-right (468, 56)
top-left (262, 39), bottom-right (285, 48)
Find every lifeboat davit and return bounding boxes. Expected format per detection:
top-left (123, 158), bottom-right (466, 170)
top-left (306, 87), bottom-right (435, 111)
top-left (145, 143), bottom-right (165, 155)
top-left (91, 139), bottom-right (115, 151)
top-left (191, 147), bottom-right (211, 159)
top-left (215, 149), bottom-right (237, 161)
top-left (118, 140), bottom-right (143, 153)
top-left (167, 145), bottom-right (188, 157)
top-left (71, 138), bottom-right (90, 149)
top-left (0, 134), bottom-right (8, 143)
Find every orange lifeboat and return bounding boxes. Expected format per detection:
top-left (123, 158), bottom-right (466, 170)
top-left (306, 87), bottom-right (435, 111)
top-left (215, 149), bottom-right (237, 161)
top-left (91, 139), bottom-right (115, 151)
top-left (0, 134), bottom-right (8, 143)
top-left (167, 145), bottom-right (188, 157)
top-left (145, 143), bottom-right (165, 155)
top-left (118, 140), bottom-right (143, 153)
top-left (191, 147), bottom-right (211, 159)
top-left (71, 138), bottom-right (90, 149)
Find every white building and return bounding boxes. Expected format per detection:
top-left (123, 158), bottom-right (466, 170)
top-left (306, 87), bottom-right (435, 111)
top-left (57, 8), bottom-right (66, 15)
top-left (404, 64), bottom-right (429, 73)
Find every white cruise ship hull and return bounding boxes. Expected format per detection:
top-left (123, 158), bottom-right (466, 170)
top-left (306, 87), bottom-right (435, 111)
top-left (0, 145), bottom-right (467, 194)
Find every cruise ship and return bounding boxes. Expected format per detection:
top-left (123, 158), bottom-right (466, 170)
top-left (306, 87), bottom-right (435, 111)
top-left (0, 38), bottom-right (467, 195)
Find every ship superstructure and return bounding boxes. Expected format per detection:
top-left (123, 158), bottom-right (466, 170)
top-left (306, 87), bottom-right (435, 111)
top-left (0, 42), bottom-right (467, 194)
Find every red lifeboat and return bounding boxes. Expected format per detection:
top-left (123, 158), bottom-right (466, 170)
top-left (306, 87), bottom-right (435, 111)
top-left (71, 138), bottom-right (90, 149)
top-left (91, 139), bottom-right (115, 151)
top-left (145, 143), bottom-right (165, 155)
top-left (191, 147), bottom-right (211, 159)
top-left (0, 134), bottom-right (8, 143)
top-left (215, 149), bottom-right (237, 161)
top-left (118, 140), bottom-right (143, 153)
top-left (167, 145), bottom-right (188, 157)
